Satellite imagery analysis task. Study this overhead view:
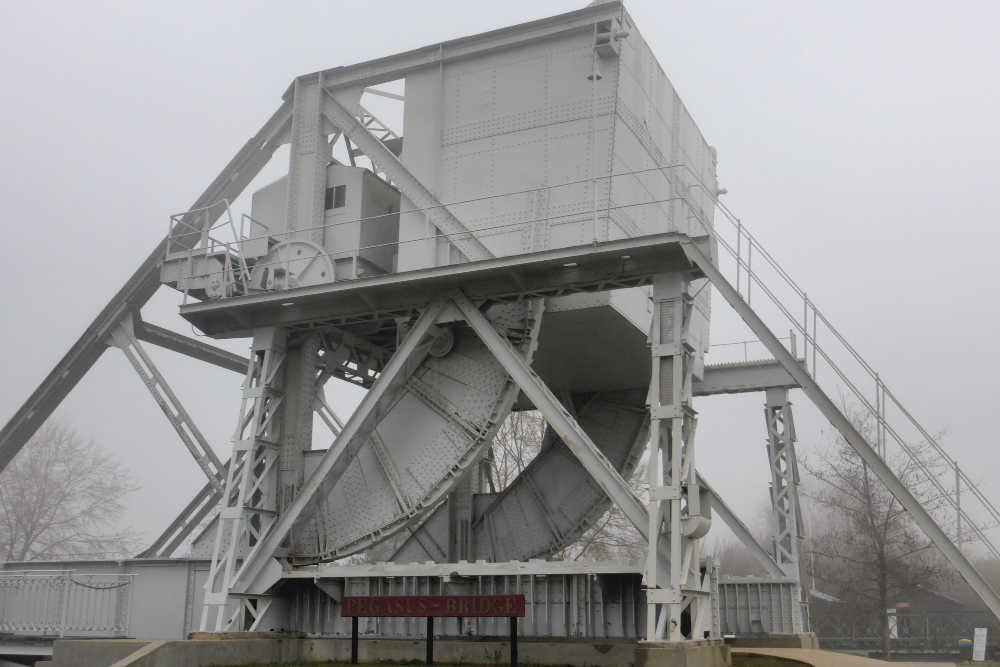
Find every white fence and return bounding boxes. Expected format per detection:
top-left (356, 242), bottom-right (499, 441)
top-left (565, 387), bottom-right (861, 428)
top-left (0, 570), bottom-right (134, 637)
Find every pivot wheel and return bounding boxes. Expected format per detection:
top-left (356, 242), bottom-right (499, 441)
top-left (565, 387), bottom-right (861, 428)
top-left (249, 240), bottom-right (334, 291)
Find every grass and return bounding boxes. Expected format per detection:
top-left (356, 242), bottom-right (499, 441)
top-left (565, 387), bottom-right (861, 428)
top-left (214, 657), bottom-right (803, 667)
top-left (732, 656), bottom-right (807, 666)
top-left (213, 664), bottom-right (547, 667)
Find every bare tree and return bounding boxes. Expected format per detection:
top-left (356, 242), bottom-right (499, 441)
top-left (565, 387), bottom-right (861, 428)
top-left (0, 422), bottom-right (138, 561)
top-left (802, 406), bottom-right (952, 658)
top-left (555, 500), bottom-right (646, 565)
top-left (486, 410), bottom-right (545, 492)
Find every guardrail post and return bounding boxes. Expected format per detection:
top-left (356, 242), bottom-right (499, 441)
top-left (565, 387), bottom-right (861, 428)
top-left (58, 572), bottom-right (70, 637)
top-left (736, 220), bottom-right (742, 296)
top-left (956, 462), bottom-right (962, 552)
top-left (802, 293), bottom-right (809, 374)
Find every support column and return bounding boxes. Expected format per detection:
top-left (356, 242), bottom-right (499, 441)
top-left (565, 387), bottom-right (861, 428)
top-left (764, 387), bottom-right (806, 632)
top-left (279, 334), bottom-right (322, 512)
top-left (287, 75), bottom-right (329, 247)
top-left (645, 274), bottom-right (711, 640)
top-left (201, 328), bottom-right (287, 632)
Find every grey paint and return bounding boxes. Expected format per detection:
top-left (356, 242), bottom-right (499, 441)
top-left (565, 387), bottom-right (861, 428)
top-left (3, 0), bottom-right (996, 553)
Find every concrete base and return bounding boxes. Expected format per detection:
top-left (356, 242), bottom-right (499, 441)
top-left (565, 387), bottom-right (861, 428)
top-left (636, 639), bottom-right (730, 667)
top-left (51, 636), bottom-right (643, 666)
top-left (52, 639), bottom-right (150, 667)
top-left (725, 633), bottom-right (819, 650)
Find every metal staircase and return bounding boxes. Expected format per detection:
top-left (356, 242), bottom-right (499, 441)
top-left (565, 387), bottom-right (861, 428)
top-left (670, 172), bottom-right (1000, 618)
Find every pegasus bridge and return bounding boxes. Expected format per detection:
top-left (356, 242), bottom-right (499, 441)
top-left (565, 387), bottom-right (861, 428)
top-left (1, 2), bottom-right (998, 664)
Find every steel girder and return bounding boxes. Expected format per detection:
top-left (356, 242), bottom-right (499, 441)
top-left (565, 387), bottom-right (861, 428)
top-left (286, 77), bottom-right (329, 247)
top-left (0, 102), bottom-right (292, 473)
top-left (289, 2), bottom-right (624, 95)
top-left (681, 239), bottom-right (1000, 625)
top-left (134, 319), bottom-right (248, 375)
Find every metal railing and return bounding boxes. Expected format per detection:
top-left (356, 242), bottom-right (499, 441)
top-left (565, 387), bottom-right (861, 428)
top-left (815, 610), bottom-right (997, 652)
top-left (160, 163), bottom-right (703, 297)
top-left (707, 335), bottom-right (795, 365)
top-left (0, 570), bottom-right (134, 637)
top-left (162, 162), bottom-right (1000, 562)
top-left (676, 169), bottom-right (1000, 562)
top-left (166, 200), bottom-right (262, 301)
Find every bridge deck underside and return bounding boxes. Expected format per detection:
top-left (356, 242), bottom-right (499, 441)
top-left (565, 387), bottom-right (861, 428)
top-left (179, 233), bottom-right (706, 338)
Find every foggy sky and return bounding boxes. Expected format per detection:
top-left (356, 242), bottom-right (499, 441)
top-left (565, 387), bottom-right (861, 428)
top-left (1, 0), bottom-right (998, 552)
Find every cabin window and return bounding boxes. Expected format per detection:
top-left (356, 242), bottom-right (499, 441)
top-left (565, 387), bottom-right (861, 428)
top-left (325, 185), bottom-right (347, 210)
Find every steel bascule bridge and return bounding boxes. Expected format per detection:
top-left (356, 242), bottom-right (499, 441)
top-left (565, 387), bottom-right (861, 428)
top-left (2, 0), bottom-right (999, 652)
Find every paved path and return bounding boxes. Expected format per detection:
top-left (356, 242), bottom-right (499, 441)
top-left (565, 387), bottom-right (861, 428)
top-left (733, 647), bottom-right (957, 667)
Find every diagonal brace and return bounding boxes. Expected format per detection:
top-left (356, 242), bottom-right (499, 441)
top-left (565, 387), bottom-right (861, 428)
top-left (697, 474), bottom-right (784, 577)
top-left (108, 315), bottom-right (224, 492)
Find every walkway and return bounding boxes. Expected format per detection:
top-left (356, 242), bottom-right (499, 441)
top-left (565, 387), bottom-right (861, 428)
top-left (733, 647), bottom-right (957, 666)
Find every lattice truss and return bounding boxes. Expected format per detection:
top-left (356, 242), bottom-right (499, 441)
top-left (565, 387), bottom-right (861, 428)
top-left (765, 388), bottom-right (805, 577)
top-left (202, 330), bottom-right (288, 631)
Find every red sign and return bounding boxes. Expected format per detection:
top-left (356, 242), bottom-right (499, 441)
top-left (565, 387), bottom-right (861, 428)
top-left (341, 594), bottom-right (525, 618)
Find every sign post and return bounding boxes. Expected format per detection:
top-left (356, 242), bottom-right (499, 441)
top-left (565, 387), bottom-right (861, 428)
top-left (350, 616), bottom-right (359, 664)
top-left (510, 615), bottom-right (518, 666)
top-left (426, 616), bottom-right (433, 665)
top-left (341, 594), bottom-right (526, 666)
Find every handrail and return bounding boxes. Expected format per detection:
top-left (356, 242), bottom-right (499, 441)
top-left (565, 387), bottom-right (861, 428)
top-left (0, 570), bottom-right (135, 638)
top-left (677, 178), bottom-right (1000, 560)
